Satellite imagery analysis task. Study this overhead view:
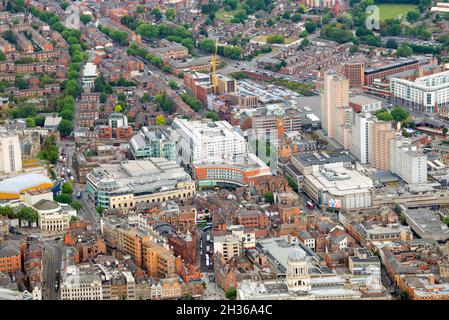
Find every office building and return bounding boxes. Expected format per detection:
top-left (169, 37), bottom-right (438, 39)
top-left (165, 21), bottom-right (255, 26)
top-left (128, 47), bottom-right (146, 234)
top-left (129, 126), bottom-right (176, 160)
top-left (321, 71), bottom-right (351, 148)
top-left (344, 62), bottom-right (365, 89)
top-left (172, 118), bottom-right (246, 166)
top-left (86, 159), bottom-right (195, 209)
top-left (370, 120), bottom-right (395, 171)
top-left (213, 234), bottom-right (243, 261)
top-left (390, 136), bottom-right (427, 184)
top-left (391, 70), bottom-right (449, 114)
top-left (0, 133), bottom-right (22, 175)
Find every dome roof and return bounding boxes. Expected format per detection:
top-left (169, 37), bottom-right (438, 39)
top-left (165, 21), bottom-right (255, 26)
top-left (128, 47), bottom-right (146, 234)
top-left (33, 199), bottom-right (60, 211)
top-left (288, 246), bottom-right (307, 262)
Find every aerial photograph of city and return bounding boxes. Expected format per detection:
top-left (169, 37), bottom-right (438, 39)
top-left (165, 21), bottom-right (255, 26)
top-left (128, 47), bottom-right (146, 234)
top-left (1, 0), bottom-right (449, 308)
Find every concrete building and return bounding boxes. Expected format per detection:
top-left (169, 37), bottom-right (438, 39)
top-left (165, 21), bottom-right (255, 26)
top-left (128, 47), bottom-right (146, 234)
top-left (172, 118), bottom-right (247, 166)
top-left (391, 70), bottom-right (449, 114)
top-left (399, 206), bottom-right (449, 242)
top-left (349, 95), bottom-right (382, 114)
top-left (213, 234), bottom-right (243, 261)
top-left (129, 126), bottom-right (176, 161)
top-left (348, 112), bottom-right (372, 164)
top-left (0, 173), bottom-right (53, 200)
top-left (82, 62), bottom-right (98, 87)
top-left (0, 133), bottom-right (22, 175)
top-left (344, 62), bottom-right (365, 89)
top-left (390, 136), bottom-right (427, 184)
top-left (321, 71), bottom-right (351, 149)
top-left (60, 263), bottom-right (103, 300)
top-left (370, 120), bottom-right (395, 171)
top-left (292, 152), bottom-right (373, 210)
top-left (348, 248), bottom-right (381, 279)
top-left (86, 159), bottom-right (195, 209)
top-left (238, 246), bottom-right (390, 300)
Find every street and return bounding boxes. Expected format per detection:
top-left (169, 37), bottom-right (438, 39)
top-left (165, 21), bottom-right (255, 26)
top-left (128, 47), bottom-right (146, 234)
top-left (42, 241), bottom-right (63, 300)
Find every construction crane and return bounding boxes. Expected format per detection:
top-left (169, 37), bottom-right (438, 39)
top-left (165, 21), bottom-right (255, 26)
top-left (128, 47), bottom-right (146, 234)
top-left (210, 40), bottom-right (218, 94)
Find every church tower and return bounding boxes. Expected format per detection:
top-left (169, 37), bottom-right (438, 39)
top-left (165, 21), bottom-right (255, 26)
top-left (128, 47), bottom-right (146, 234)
top-left (286, 246), bottom-right (311, 292)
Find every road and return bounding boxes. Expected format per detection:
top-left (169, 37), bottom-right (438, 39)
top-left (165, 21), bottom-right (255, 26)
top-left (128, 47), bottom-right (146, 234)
top-left (42, 241), bottom-right (63, 300)
top-left (199, 229), bottom-right (213, 273)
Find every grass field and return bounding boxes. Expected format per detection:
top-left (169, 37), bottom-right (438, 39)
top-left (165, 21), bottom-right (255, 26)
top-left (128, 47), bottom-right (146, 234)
top-left (215, 9), bottom-right (238, 23)
top-left (378, 4), bottom-right (418, 21)
top-left (253, 35), bottom-right (297, 45)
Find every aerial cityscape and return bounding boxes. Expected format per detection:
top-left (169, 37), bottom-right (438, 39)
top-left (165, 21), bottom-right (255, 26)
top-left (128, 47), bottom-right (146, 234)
top-left (2, 0), bottom-right (449, 302)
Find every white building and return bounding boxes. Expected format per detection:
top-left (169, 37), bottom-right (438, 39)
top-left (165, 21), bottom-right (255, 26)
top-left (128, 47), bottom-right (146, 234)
top-left (61, 264), bottom-right (103, 300)
top-left (172, 118), bottom-right (247, 166)
top-left (82, 62), bottom-right (98, 87)
top-left (33, 200), bottom-right (75, 232)
top-left (213, 234), bottom-right (243, 261)
top-left (391, 70), bottom-right (449, 114)
top-left (0, 133), bottom-right (22, 175)
top-left (390, 136), bottom-right (427, 184)
top-left (348, 112), bottom-right (372, 164)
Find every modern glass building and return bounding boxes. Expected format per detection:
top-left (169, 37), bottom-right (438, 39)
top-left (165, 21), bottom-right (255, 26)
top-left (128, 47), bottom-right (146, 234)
top-left (129, 126), bottom-right (176, 161)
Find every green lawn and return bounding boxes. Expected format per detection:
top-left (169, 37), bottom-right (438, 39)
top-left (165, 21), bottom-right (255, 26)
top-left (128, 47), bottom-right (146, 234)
top-left (378, 4), bottom-right (418, 21)
top-left (215, 9), bottom-right (238, 23)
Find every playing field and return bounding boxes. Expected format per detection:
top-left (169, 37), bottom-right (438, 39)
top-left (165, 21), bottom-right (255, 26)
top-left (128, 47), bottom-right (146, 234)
top-left (215, 9), bottom-right (238, 23)
top-left (378, 4), bottom-right (418, 21)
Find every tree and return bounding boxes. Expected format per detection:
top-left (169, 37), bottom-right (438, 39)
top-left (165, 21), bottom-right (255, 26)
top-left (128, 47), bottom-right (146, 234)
top-left (291, 13), bottom-right (302, 23)
top-left (225, 288), bottom-right (237, 300)
top-left (26, 117), bottom-right (35, 127)
top-left (386, 38), bottom-right (398, 49)
top-left (205, 111), bottom-right (219, 121)
top-left (165, 8), bottom-right (176, 20)
top-left (61, 182), bottom-right (74, 195)
top-left (443, 127), bottom-right (448, 135)
top-left (155, 92), bottom-right (174, 113)
top-left (444, 216), bottom-right (449, 225)
top-left (0, 51), bottom-right (6, 61)
top-left (59, 119), bottom-right (73, 137)
top-left (264, 191), bottom-right (274, 204)
top-left (35, 114), bottom-right (45, 127)
top-left (304, 20), bottom-right (317, 33)
top-left (54, 193), bottom-right (72, 204)
top-left (396, 43), bottom-right (413, 57)
top-left (71, 200), bottom-right (83, 211)
top-left (168, 80), bottom-right (179, 90)
top-left (155, 114), bottom-right (166, 125)
top-left (17, 207), bottom-right (38, 224)
top-left (137, 5), bottom-right (145, 14)
top-left (80, 14), bottom-right (92, 25)
top-left (391, 106), bottom-right (409, 122)
top-left (151, 8), bottom-right (162, 20)
top-left (375, 109), bottom-right (393, 122)
top-left (266, 35), bottom-right (285, 44)
top-left (39, 136), bottom-right (59, 164)
top-left (96, 206), bottom-right (104, 214)
top-left (114, 104), bottom-right (123, 113)
top-left (406, 10), bottom-right (420, 23)
top-left (0, 206), bottom-right (16, 219)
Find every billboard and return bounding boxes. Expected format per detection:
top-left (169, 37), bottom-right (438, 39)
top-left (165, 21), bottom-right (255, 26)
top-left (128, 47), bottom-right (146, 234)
top-left (328, 198), bottom-right (342, 209)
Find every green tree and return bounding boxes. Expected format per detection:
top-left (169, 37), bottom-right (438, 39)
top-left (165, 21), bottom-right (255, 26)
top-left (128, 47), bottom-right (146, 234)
top-left (137, 5), bottom-right (145, 14)
top-left (152, 8), bottom-right (162, 20)
top-left (155, 92), bottom-right (174, 113)
top-left (155, 114), bottom-right (166, 126)
top-left (61, 182), bottom-right (74, 195)
top-left (165, 8), bottom-right (176, 20)
top-left (225, 288), bottom-right (237, 300)
top-left (443, 127), bottom-right (448, 135)
top-left (35, 114), bottom-right (45, 127)
top-left (168, 80), bottom-right (179, 90)
top-left (205, 111), bottom-right (219, 121)
top-left (0, 51), bottom-right (6, 61)
top-left (397, 43), bottom-right (413, 57)
top-left (264, 191), bottom-right (274, 204)
top-left (80, 14), bottom-right (92, 25)
top-left (58, 119), bottom-right (74, 137)
top-left (305, 20), bottom-right (317, 33)
top-left (444, 216), bottom-right (449, 225)
top-left (375, 109), bottom-right (393, 122)
top-left (54, 193), bottom-right (72, 204)
top-left (386, 38), bottom-right (398, 49)
top-left (0, 206), bottom-right (16, 219)
top-left (96, 206), bottom-right (104, 214)
top-left (406, 10), bottom-right (420, 23)
top-left (26, 117), bottom-right (36, 127)
top-left (39, 135), bottom-right (59, 164)
top-left (71, 200), bottom-right (83, 211)
top-left (266, 35), bottom-right (285, 44)
top-left (391, 106), bottom-right (409, 122)
top-left (114, 104), bottom-right (123, 112)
